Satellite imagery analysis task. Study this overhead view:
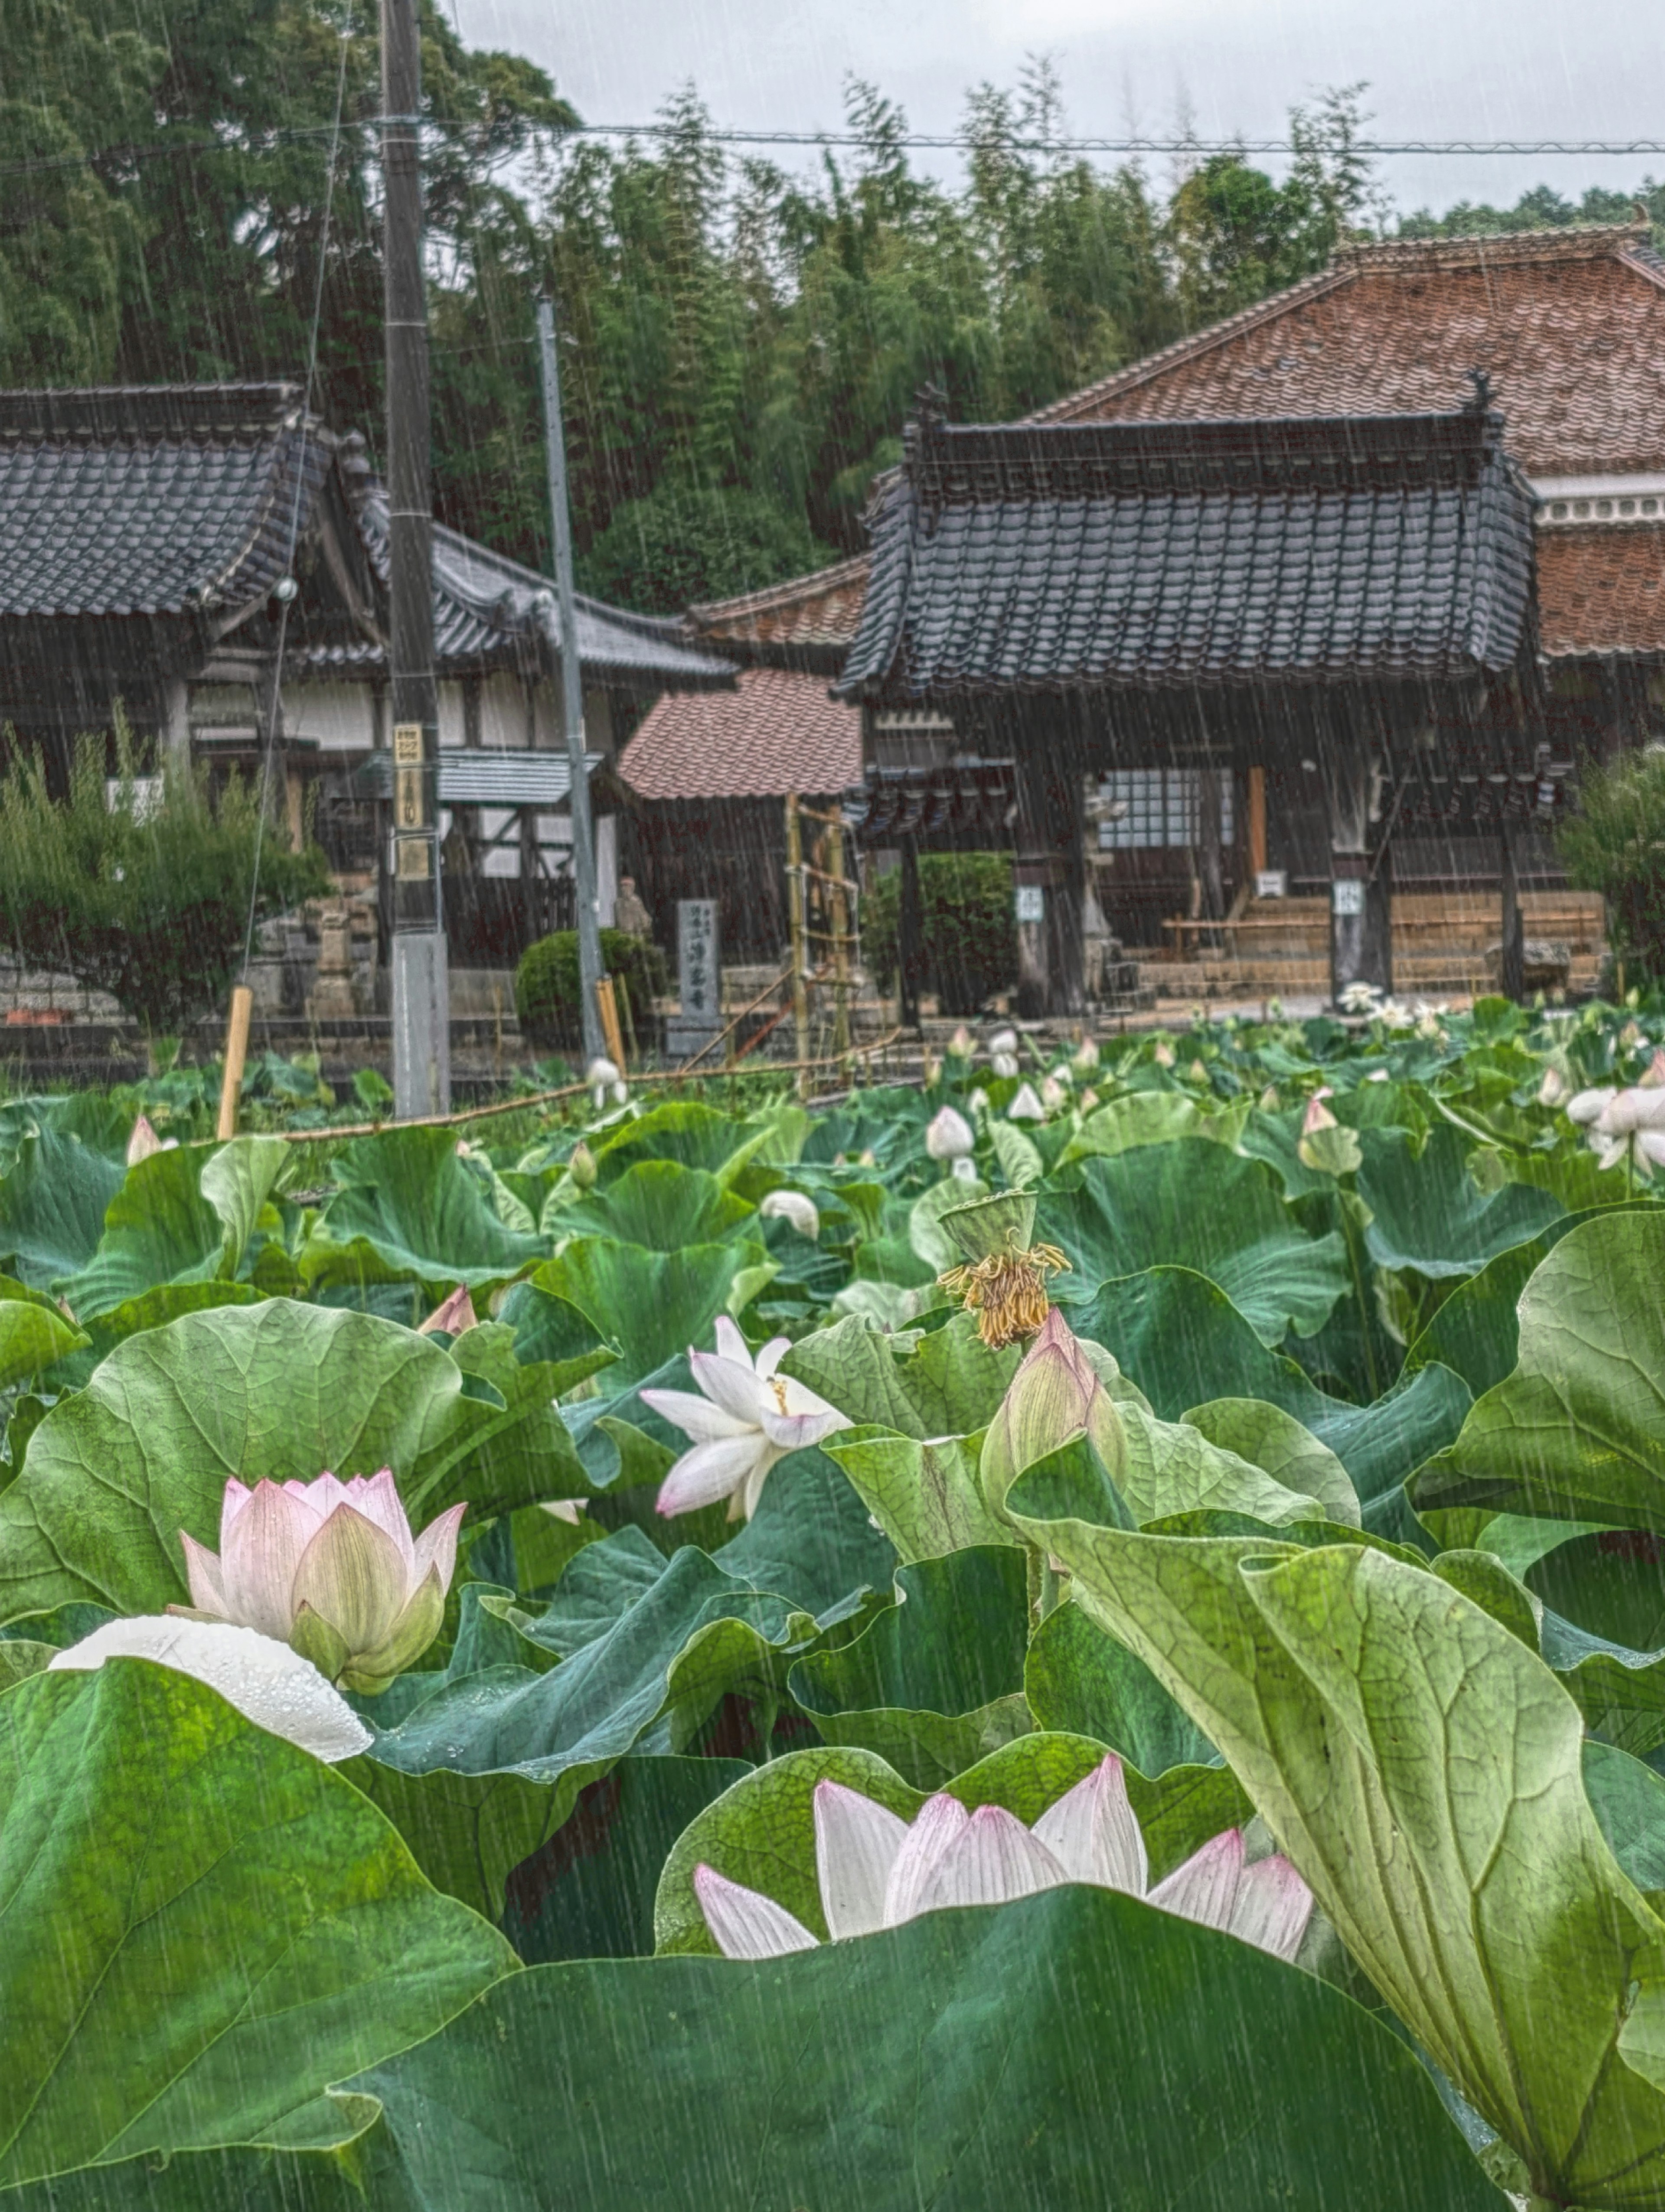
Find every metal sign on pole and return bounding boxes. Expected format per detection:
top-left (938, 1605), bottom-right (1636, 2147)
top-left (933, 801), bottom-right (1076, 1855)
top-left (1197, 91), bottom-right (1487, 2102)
top-left (535, 292), bottom-right (606, 1069)
top-left (382, 0), bottom-right (449, 1117)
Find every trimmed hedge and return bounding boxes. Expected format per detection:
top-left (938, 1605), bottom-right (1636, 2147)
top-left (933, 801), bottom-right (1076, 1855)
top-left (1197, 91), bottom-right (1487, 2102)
top-left (863, 852), bottom-right (1016, 1016)
top-left (515, 928), bottom-right (669, 1049)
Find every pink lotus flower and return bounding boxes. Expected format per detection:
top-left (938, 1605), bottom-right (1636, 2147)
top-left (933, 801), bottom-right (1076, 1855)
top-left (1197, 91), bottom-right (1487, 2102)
top-left (173, 1471), bottom-right (465, 1694)
top-left (417, 1284), bottom-right (477, 1336)
top-left (694, 1755), bottom-right (1312, 1963)
top-left (642, 1316), bottom-right (850, 1521)
top-left (125, 1114), bottom-right (177, 1165)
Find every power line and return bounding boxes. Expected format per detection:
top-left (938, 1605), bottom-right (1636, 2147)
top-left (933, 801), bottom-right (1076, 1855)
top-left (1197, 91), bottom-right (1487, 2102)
top-left (2, 118), bottom-right (1665, 190)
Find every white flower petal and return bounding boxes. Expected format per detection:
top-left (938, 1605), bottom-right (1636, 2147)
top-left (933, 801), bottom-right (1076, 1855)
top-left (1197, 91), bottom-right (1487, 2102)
top-left (1007, 1083), bottom-right (1046, 1121)
top-left (410, 1501), bottom-right (467, 1594)
top-left (912, 1803), bottom-right (1068, 1915)
top-left (343, 1469), bottom-right (417, 1577)
top-left (693, 1863), bottom-right (818, 1959)
top-left (1640, 1130), bottom-right (1665, 1167)
top-left (758, 1405), bottom-right (851, 1452)
top-left (1227, 1854), bottom-right (1314, 1961)
top-left (1149, 1827), bottom-right (1244, 1933)
top-left (814, 1781), bottom-right (909, 1939)
top-left (711, 1314), bottom-right (754, 1368)
top-left (49, 1617), bottom-right (372, 1762)
top-left (219, 1479), bottom-right (316, 1640)
top-left (1032, 1753), bottom-right (1149, 1896)
top-left (638, 1387), bottom-right (756, 1445)
top-left (656, 1433), bottom-right (769, 1516)
top-left (884, 1792), bottom-right (970, 1926)
top-left (180, 1530), bottom-right (228, 1616)
top-left (752, 1336), bottom-right (794, 1381)
top-left (689, 1349), bottom-right (772, 1426)
top-left (1567, 1086), bottom-right (1616, 1125)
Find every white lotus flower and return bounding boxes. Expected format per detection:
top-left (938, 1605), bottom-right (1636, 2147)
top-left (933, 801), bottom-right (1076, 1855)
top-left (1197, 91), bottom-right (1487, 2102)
top-left (1008, 1083), bottom-right (1046, 1121)
top-left (946, 1025), bottom-right (976, 1059)
top-left (49, 1616), bottom-right (372, 1763)
top-left (642, 1315), bottom-right (852, 1520)
top-left (586, 1056), bottom-right (627, 1107)
top-left (925, 1105), bottom-right (976, 1160)
top-left (1537, 1065), bottom-right (1567, 1108)
top-left (174, 1471), bottom-right (465, 1694)
top-left (760, 1189), bottom-right (820, 1239)
top-left (126, 1114), bottom-right (178, 1165)
top-left (1567, 1080), bottom-right (1665, 1177)
top-left (1339, 981), bottom-right (1381, 1015)
top-left (967, 1088), bottom-right (989, 1116)
top-left (1040, 1075), bottom-right (1069, 1114)
top-left (1375, 997), bottom-right (1414, 1030)
top-left (990, 1054), bottom-right (1020, 1080)
top-left (695, 1757), bottom-right (1312, 1964)
top-left (987, 1027), bottom-right (1019, 1057)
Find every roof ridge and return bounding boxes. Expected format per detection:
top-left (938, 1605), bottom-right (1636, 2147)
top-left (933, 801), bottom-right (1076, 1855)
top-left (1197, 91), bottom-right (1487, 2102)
top-left (1332, 220), bottom-right (1652, 274)
top-left (688, 551), bottom-right (871, 625)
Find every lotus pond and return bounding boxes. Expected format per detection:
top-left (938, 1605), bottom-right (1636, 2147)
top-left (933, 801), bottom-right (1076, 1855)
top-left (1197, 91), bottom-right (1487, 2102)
top-left (6, 997), bottom-right (1665, 2208)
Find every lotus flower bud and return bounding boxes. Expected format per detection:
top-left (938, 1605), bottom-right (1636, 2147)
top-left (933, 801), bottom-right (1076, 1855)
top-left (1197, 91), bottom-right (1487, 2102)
top-left (1187, 1058), bottom-right (1208, 1084)
top-left (925, 1105), bottom-right (976, 1160)
top-left (946, 1025), bottom-right (976, 1059)
top-left (586, 1056), bottom-right (621, 1088)
top-left (126, 1113), bottom-right (165, 1165)
top-left (950, 1155), bottom-right (980, 1181)
top-left (568, 1139), bottom-right (597, 1189)
top-left (1071, 1038), bottom-right (1100, 1074)
top-left (1152, 1041), bottom-right (1175, 1068)
top-left (1302, 1088), bottom-right (1337, 1136)
top-left (1047, 1061), bottom-right (1073, 1087)
top-left (760, 1188), bottom-right (820, 1239)
top-left (1620, 1021), bottom-right (1644, 1051)
top-left (1040, 1075), bottom-right (1068, 1114)
top-left (980, 1307), bottom-right (1126, 1516)
top-left (417, 1284), bottom-right (477, 1336)
top-left (172, 1471), bottom-right (466, 1696)
top-left (967, 1088), bottom-right (989, 1116)
top-left (1537, 1066), bottom-right (1567, 1108)
top-left (991, 1053), bottom-right (1021, 1080)
top-left (1079, 1087), bottom-right (1099, 1112)
top-left (1642, 1049), bottom-right (1665, 1088)
top-left (987, 1027), bottom-right (1019, 1058)
top-left (1008, 1083), bottom-right (1046, 1121)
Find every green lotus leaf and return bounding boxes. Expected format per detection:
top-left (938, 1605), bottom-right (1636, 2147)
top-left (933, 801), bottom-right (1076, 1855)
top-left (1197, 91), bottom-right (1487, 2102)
top-left (780, 1308), bottom-right (1019, 1437)
top-left (307, 1126), bottom-right (546, 1291)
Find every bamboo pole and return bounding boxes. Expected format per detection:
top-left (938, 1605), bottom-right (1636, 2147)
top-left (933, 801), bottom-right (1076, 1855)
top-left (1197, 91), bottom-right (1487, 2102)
top-left (826, 817), bottom-right (852, 1085)
top-left (785, 794), bottom-right (811, 1100)
top-left (216, 985), bottom-right (254, 1141)
top-left (594, 976), bottom-right (626, 1070)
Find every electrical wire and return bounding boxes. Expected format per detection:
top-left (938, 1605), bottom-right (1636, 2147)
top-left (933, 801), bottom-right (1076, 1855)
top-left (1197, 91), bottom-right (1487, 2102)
top-left (238, 16), bottom-right (354, 987)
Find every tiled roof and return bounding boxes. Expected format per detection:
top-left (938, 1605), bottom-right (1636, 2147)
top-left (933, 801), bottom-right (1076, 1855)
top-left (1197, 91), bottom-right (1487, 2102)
top-left (686, 556), bottom-right (871, 661)
top-left (618, 665), bottom-right (862, 800)
top-left (1029, 226), bottom-right (1665, 479)
top-left (0, 383), bottom-right (327, 616)
top-left (1538, 524), bottom-right (1665, 655)
top-left (837, 409), bottom-right (1536, 700)
top-left (342, 485), bottom-right (732, 687)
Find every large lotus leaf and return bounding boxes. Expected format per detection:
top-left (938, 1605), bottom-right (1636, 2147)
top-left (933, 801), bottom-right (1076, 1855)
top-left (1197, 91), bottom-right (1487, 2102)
top-left (0, 1124), bottom-right (125, 1291)
top-left (308, 1127), bottom-right (546, 1290)
top-left (823, 1424), bottom-right (1016, 1562)
top-left (591, 1101), bottom-right (772, 1186)
top-left (57, 1146), bottom-right (222, 1319)
top-left (1584, 1740), bottom-right (1665, 1896)
top-left (1183, 1398), bottom-right (1360, 1525)
top-left (352, 1879), bottom-right (1499, 2212)
top-left (1035, 1146), bottom-right (1351, 1345)
top-left (0, 2127), bottom-right (415, 2212)
top-left (362, 1538), bottom-right (831, 1842)
top-left (197, 1134), bottom-right (293, 1277)
top-left (498, 1753), bottom-right (754, 1964)
top-left (1060, 1090), bottom-right (1250, 1164)
top-left (1002, 1513), bottom-right (1665, 2210)
top-left (1081, 1266), bottom-right (1470, 1533)
top-left (555, 1160), bottom-right (755, 1251)
top-left (0, 1279), bottom-right (86, 1388)
top-left (1539, 1609), bottom-right (1665, 1759)
top-left (1411, 1212), bottom-right (1665, 1528)
top-left (0, 1300), bottom-right (568, 1622)
top-left (1115, 1399), bottom-right (1326, 1527)
top-left (1353, 1121), bottom-right (1565, 1278)
top-left (0, 1659), bottom-right (512, 2192)
top-left (708, 1443), bottom-right (898, 1627)
top-left (1025, 1598), bottom-right (1220, 1773)
top-left (437, 1321), bottom-right (613, 1518)
top-left (654, 1733), bottom-right (1252, 1958)
top-left (780, 1309), bottom-right (1019, 1437)
top-left (531, 1237), bottom-right (766, 1385)
top-left (787, 1547), bottom-right (1031, 1789)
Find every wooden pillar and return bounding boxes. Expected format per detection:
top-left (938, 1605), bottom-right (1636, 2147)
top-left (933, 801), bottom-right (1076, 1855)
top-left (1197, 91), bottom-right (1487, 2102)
top-left (1013, 735), bottom-right (1085, 1020)
top-left (1500, 818), bottom-right (1525, 1001)
top-left (519, 805), bottom-right (540, 950)
top-left (898, 835), bottom-right (924, 1030)
top-left (1196, 766), bottom-right (1225, 919)
top-left (1247, 765), bottom-right (1267, 882)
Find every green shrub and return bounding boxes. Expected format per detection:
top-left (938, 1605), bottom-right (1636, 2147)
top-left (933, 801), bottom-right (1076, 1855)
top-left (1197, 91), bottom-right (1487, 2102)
top-left (516, 928), bottom-right (669, 1048)
top-left (0, 725), bottom-right (329, 1030)
top-left (863, 851), bottom-right (1016, 1015)
top-left (1557, 747), bottom-right (1665, 983)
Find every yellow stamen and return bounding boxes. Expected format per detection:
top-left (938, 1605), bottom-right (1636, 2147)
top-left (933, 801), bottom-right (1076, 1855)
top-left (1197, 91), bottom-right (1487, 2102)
top-left (937, 1241), bottom-right (1070, 1349)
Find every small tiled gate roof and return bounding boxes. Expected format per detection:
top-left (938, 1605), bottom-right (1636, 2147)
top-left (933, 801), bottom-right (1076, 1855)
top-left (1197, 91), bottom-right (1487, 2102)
top-left (837, 407), bottom-right (1538, 702)
top-left (618, 665), bottom-right (862, 800)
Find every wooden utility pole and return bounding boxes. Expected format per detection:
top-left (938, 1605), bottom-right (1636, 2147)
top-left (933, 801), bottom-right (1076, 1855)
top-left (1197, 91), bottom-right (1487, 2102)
top-left (382, 0), bottom-right (449, 1114)
top-left (535, 293), bottom-right (606, 1068)
top-left (785, 795), bottom-right (810, 1097)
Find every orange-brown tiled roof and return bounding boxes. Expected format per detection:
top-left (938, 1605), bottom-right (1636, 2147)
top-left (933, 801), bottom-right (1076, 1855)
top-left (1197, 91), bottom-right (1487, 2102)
top-left (1538, 524), bottom-right (1665, 656)
top-left (618, 665), bottom-right (862, 802)
top-left (687, 554), bottom-right (870, 652)
top-left (1032, 225), bottom-right (1665, 479)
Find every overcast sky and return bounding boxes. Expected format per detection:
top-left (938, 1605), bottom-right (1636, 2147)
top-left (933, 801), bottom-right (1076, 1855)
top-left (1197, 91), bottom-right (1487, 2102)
top-left (454, 0), bottom-right (1663, 218)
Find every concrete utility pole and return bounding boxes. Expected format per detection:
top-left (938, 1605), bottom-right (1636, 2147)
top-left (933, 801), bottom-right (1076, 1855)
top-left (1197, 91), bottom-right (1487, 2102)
top-left (535, 292), bottom-right (606, 1068)
top-left (382, 0), bottom-right (450, 1114)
